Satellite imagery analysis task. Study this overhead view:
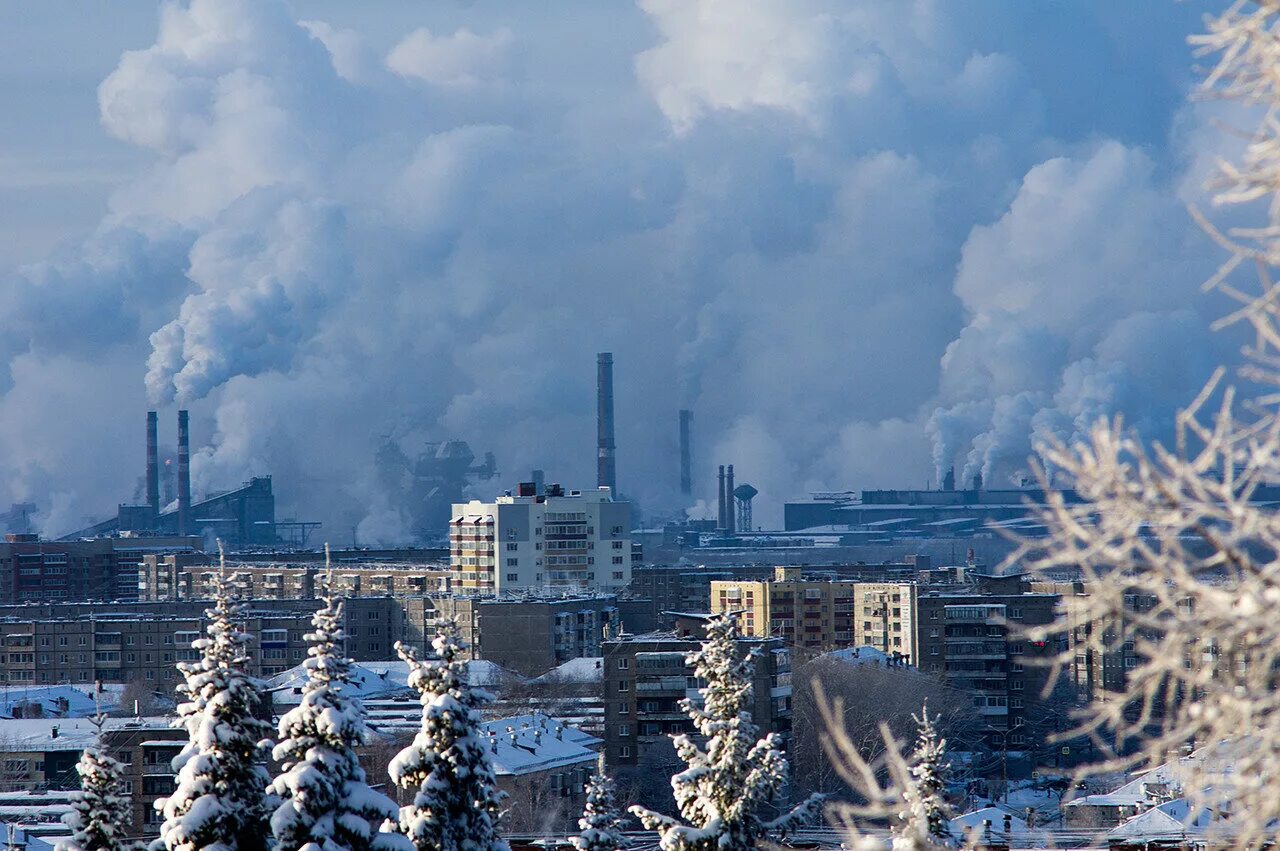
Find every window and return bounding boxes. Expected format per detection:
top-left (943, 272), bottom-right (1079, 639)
top-left (612, 557), bottom-right (623, 565)
top-left (506, 573), bottom-right (518, 582)
top-left (617, 658), bottom-right (629, 670)
top-left (1010, 608), bottom-right (1024, 619)
top-left (1011, 680), bottom-right (1024, 691)
top-left (618, 702), bottom-right (630, 715)
top-left (617, 680), bottom-right (630, 693)
top-left (506, 543), bottom-right (518, 552)
top-left (506, 558), bottom-right (518, 567)
top-left (612, 571), bottom-right (624, 580)
top-left (619, 746), bottom-right (632, 758)
top-left (618, 724), bottom-right (631, 737)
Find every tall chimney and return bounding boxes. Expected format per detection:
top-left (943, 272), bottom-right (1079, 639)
top-left (177, 409), bottom-right (192, 536)
top-left (596, 353), bottom-right (616, 495)
top-left (146, 411), bottom-right (159, 520)
top-left (943, 467), bottom-right (956, 492)
top-left (678, 410), bottom-right (693, 496)
top-left (726, 465), bottom-right (736, 535)
top-left (717, 465), bottom-right (727, 531)
top-left (972, 472), bottom-right (983, 492)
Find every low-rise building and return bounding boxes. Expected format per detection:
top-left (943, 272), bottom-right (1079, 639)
top-left (141, 554), bottom-right (452, 601)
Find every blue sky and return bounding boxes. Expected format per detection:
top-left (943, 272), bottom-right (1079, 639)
top-left (0, 1), bottom-right (1241, 536)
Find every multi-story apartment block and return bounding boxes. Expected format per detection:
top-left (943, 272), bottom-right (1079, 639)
top-left (140, 553), bottom-right (452, 601)
top-left (418, 594), bottom-right (656, 676)
top-left (914, 574), bottom-right (1060, 748)
top-left (600, 629), bottom-right (791, 769)
top-left (0, 535), bottom-right (200, 602)
top-left (0, 597), bottom-right (404, 687)
top-left (451, 484), bottom-right (632, 595)
top-left (709, 568), bottom-right (919, 662)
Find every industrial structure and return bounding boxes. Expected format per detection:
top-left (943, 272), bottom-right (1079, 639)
top-left (596, 353), bottom-right (617, 496)
top-left (374, 436), bottom-right (497, 542)
top-left (678, 409), bottom-right (692, 495)
top-left (63, 410), bottom-right (286, 550)
top-left (450, 483), bottom-right (632, 595)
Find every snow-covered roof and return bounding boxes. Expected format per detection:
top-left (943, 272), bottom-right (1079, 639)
top-left (822, 646), bottom-right (892, 667)
top-left (950, 807), bottom-right (1027, 836)
top-left (478, 714), bottom-right (600, 776)
top-left (0, 716), bottom-right (174, 751)
top-left (1107, 806), bottom-right (1195, 841)
top-left (0, 824), bottom-right (57, 851)
top-left (0, 685), bottom-right (123, 720)
top-left (532, 657), bottom-right (603, 684)
top-left (269, 659), bottom-right (517, 706)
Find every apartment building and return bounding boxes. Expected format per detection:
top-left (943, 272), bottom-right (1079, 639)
top-left (417, 594), bottom-right (656, 676)
top-left (0, 597), bottom-right (404, 687)
top-left (0, 534), bottom-right (200, 602)
top-left (140, 553), bottom-right (452, 601)
top-left (451, 483), bottom-right (632, 595)
top-left (915, 574), bottom-right (1060, 748)
top-left (709, 567), bottom-right (919, 662)
top-left (600, 629), bottom-right (791, 769)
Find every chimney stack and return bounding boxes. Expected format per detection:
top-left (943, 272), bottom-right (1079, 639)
top-left (717, 465), bottom-right (727, 531)
top-left (146, 411), bottom-right (159, 520)
top-left (725, 465), bottom-right (736, 535)
top-left (943, 467), bottom-right (956, 492)
top-left (177, 409), bottom-right (192, 536)
top-left (972, 472), bottom-right (983, 492)
top-left (596, 353), bottom-right (616, 495)
top-left (678, 409), bottom-right (693, 496)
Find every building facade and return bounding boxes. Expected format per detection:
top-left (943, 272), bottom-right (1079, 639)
top-left (140, 554), bottom-right (452, 601)
top-left (0, 535), bottom-right (200, 603)
top-left (709, 568), bottom-right (919, 662)
top-left (451, 484), bottom-right (632, 595)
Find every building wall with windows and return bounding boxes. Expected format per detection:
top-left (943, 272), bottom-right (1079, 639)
top-left (709, 568), bottom-right (919, 662)
top-left (451, 486), bottom-right (632, 595)
top-left (600, 631), bottom-right (790, 769)
top-left (140, 554), bottom-right (452, 601)
top-left (0, 535), bottom-right (199, 603)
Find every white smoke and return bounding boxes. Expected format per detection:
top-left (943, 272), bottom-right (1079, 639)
top-left (0, 0), bottom-right (1236, 536)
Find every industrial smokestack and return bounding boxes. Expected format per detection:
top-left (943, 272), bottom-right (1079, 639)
top-left (717, 465), bottom-right (727, 531)
top-left (943, 467), bottom-right (956, 492)
top-left (726, 465), bottom-right (736, 535)
top-left (596, 353), bottom-right (616, 495)
top-left (972, 472), bottom-right (983, 492)
top-left (177, 409), bottom-right (192, 536)
top-left (678, 410), bottom-right (693, 496)
top-left (146, 411), bottom-right (159, 520)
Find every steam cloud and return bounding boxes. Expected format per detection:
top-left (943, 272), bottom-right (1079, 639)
top-left (0, 0), bottom-right (1238, 535)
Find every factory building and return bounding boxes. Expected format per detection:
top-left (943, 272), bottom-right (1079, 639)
top-left (450, 483), bottom-right (632, 595)
top-left (709, 567), bottom-right (919, 662)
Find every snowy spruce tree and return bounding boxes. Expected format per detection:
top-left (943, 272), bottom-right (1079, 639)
top-left (895, 707), bottom-right (951, 850)
top-left (630, 613), bottom-right (822, 851)
top-left (270, 567), bottom-right (412, 851)
top-left (570, 765), bottom-right (626, 851)
top-left (155, 571), bottom-right (274, 851)
top-left (389, 623), bottom-right (508, 851)
top-left (57, 723), bottom-right (143, 851)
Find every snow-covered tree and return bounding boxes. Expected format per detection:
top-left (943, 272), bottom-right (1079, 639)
top-left (155, 572), bottom-right (274, 851)
top-left (388, 624), bottom-right (508, 851)
top-left (812, 688), bottom-right (952, 851)
top-left (629, 613), bottom-right (822, 851)
top-left (57, 725), bottom-right (143, 851)
top-left (901, 707), bottom-right (951, 849)
top-left (1000, 2), bottom-right (1280, 848)
top-left (270, 568), bottom-right (412, 851)
top-left (571, 765), bottom-right (626, 851)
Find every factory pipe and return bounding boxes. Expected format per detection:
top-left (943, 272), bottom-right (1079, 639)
top-left (146, 411), bottom-right (159, 521)
top-left (596, 353), bottom-right (616, 495)
top-left (726, 464), bottom-right (736, 535)
top-left (717, 465), bottom-right (727, 531)
top-left (679, 410), bottom-right (693, 496)
top-left (177, 409), bottom-right (192, 537)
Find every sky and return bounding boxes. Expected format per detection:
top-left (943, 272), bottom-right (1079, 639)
top-left (0, 0), bottom-right (1248, 537)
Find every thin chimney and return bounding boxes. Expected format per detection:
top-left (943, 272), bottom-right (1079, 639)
top-left (177, 409), bottom-right (192, 536)
top-left (717, 465), bottom-right (727, 531)
top-left (146, 411), bottom-right (159, 520)
top-left (596, 353), bottom-right (616, 495)
top-left (726, 465), bottom-right (736, 535)
top-left (679, 410), bottom-right (693, 496)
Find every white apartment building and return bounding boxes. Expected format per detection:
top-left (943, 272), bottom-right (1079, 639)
top-left (450, 484), bottom-right (632, 595)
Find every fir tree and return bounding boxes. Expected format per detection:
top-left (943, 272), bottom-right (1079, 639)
top-left (630, 613), bottom-right (822, 851)
top-left (155, 569), bottom-right (274, 851)
top-left (389, 623), bottom-right (508, 851)
top-left (270, 562), bottom-right (413, 851)
top-left (570, 765), bottom-right (626, 851)
top-left (895, 706), bottom-right (952, 849)
top-left (57, 719), bottom-right (143, 851)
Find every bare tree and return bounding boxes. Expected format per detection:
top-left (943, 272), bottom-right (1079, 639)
top-left (1004, 2), bottom-right (1280, 847)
